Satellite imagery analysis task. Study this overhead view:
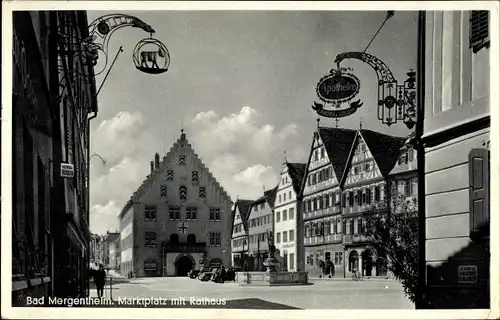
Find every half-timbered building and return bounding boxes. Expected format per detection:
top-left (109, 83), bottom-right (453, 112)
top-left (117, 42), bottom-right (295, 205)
top-left (231, 199), bottom-right (252, 267)
top-left (301, 127), bottom-right (357, 278)
top-left (340, 129), bottom-right (406, 278)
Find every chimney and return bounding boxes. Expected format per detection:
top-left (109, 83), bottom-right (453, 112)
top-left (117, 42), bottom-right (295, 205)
top-left (155, 152), bottom-right (160, 169)
top-left (150, 161), bottom-right (154, 173)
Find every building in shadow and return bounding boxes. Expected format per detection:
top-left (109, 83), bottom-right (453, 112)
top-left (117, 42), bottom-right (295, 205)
top-left (418, 10), bottom-right (490, 308)
top-left (12, 11), bottom-right (98, 305)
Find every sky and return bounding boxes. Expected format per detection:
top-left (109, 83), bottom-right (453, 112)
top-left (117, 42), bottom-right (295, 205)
top-left (87, 10), bottom-right (418, 235)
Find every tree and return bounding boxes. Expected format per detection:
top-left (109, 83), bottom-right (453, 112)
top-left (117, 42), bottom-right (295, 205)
top-left (364, 196), bottom-right (419, 304)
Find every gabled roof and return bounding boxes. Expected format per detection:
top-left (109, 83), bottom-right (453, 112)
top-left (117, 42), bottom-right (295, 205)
top-left (253, 185), bottom-right (279, 208)
top-left (286, 162), bottom-right (307, 195)
top-left (233, 199), bottom-right (253, 223)
top-left (299, 127), bottom-right (357, 196)
top-left (340, 129), bottom-right (407, 185)
top-left (318, 127), bottom-right (358, 181)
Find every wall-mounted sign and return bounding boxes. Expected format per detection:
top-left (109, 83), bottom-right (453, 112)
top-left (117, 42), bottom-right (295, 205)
top-left (457, 265), bottom-right (478, 284)
top-left (312, 67), bottom-right (363, 119)
top-left (60, 163), bottom-right (75, 178)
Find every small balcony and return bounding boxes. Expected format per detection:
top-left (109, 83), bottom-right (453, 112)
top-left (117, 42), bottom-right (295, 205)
top-left (303, 205), bottom-right (341, 220)
top-left (162, 242), bottom-right (207, 253)
top-left (304, 233), bottom-right (342, 246)
top-left (343, 234), bottom-right (371, 245)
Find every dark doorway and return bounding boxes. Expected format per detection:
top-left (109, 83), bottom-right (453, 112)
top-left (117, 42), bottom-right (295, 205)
top-left (175, 256), bottom-right (193, 276)
top-left (170, 234), bottom-right (179, 243)
top-left (362, 250), bottom-right (373, 277)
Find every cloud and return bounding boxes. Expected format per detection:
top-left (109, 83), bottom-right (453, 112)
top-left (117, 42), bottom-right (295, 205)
top-left (90, 201), bottom-right (121, 235)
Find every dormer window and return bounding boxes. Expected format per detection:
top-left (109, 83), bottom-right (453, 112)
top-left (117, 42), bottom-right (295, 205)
top-left (398, 153), bottom-right (409, 165)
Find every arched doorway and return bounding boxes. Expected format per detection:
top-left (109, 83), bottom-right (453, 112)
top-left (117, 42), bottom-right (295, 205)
top-left (349, 250), bottom-right (359, 272)
top-left (175, 255), bottom-right (194, 276)
top-left (362, 249), bottom-right (374, 277)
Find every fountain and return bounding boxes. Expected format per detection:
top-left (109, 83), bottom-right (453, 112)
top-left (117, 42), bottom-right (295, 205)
top-left (236, 230), bottom-right (310, 286)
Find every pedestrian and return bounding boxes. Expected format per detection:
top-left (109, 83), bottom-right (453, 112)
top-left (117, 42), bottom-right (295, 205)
top-left (94, 264), bottom-right (106, 298)
top-left (220, 266), bottom-right (226, 284)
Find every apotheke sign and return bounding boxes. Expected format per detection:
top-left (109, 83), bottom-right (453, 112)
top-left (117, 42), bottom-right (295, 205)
top-left (61, 163), bottom-right (75, 178)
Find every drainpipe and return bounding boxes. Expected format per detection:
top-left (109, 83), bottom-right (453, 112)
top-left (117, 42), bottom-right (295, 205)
top-left (415, 10), bottom-right (426, 309)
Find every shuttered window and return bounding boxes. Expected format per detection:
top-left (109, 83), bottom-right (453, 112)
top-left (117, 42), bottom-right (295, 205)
top-left (470, 11), bottom-right (490, 53)
top-left (468, 148), bottom-right (490, 238)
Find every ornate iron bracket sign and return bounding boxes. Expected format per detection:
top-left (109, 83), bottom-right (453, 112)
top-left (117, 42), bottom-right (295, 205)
top-left (312, 67), bottom-right (364, 119)
top-left (334, 52), bottom-right (416, 129)
top-left (132, 37), bottom-right (171, 74)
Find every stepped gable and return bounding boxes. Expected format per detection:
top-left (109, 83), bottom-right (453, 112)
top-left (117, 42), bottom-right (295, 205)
top-left (286, 162), bottom-right (307, 195)
top-left (129, 130), bottom-right (232, 208)
top-left (318, 127), bottom-right (358, 180)
top-left (359, 129), bottom-right (407, 177)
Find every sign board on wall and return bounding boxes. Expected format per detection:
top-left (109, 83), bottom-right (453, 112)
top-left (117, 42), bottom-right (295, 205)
top-left (60, 163), bottom-right (75, 178)
top-left (457, 265), bottom-right (478, 284)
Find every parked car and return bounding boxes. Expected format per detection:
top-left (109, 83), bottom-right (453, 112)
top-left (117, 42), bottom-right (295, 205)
top-left (198, 267), bottom-right (218, 282)
top-left (188, 270), bottom-right (201, 279)
top-left (225, 267), bottom-right (242, 282)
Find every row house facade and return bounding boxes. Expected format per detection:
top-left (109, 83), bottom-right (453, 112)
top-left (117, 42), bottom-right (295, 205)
top-left (118, 131), bottom-right (233, 278)
top-left (273, 161), bottom-right (306, 272)
top-left (246, 188), bottom-right (277, 271)
top-left (12, 11), bottom-right (97, 305)
top-left (340, 129), bottom-right (406, 278)
top-left (231, 199), bottom-right (253, 267)
top-left (301, 127), bottom-right (357, 278)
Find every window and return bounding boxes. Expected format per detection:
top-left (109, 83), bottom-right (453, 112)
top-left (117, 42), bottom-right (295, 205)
top-left (199, 187), bottom-right (206, 198)
top-left (260, 203), bottom-right (265, 210)
top-left (349, 191), bottom-right (354, 207)
top-left (312, 173), bottom-right (317, 184)
top-left (342, 193), bottom-right (346, 208)
top-left (398, 153), bottom-right (409, 165)
top-left (408, 148), bottom-right (414, 161)
top-left (358, 190), bottom-right (363, 205)
top-left (209, 233), bottom-right (221, 246)
top-left (289, 208), bottom-right (294, 219)
top-left (469, 148), bottom-right (490, 236)
top-left (412, 178), bottom-right (418, 196)
top-left (276, 232), bottom-right (281, 243)
top-left (324, 221), bottom-right (330, 235)
top-left (145, 205), bottom-right (157, 221)
top-left (307, 199), bottom-right (311, 212)
top-left (279, 194), bottom-right (282, 203)
top-left (405, 179), bottom-right (412, 197)
top-left (179, 155), bottom-right (186, 165)
top-left (179, 185), bottom-right (187, 201)
top-left (305, 224), bottom-right (311, 237)
top-left (145, 232), bottom-right (157, 247)
top-left (289, 253), bottom-right (295, 270)
top-left (354, 165), bottom-right (359, 175)
top-left (367, 188), bottom-right (372, 204)
top-left (289, 230), bottom-right (294, 242)
top-left (342, 219), bottom-right (346, 233)
top-left (324, 194), bottom-right (329, 208)
top-left (192, 171), bottom-right (199, 184)
top-left (160, 184), bottom-right (167, 197)
top-left (349, 219), bottom-right (355, 234)
top-left (283, 209), bottom-right (288, 221)
top-left (364, 162), bottom-right (370, 171)
top-left (333, 219), bottom-right (338, 234)
top-left (375, 186), bottom-right (380, 202)
top-left (289, 191), bottom-right (292, 199)
top-left (166, 169), bottom-right (174, 180)
top-left (470, 11), bottom-right (490, 53)
top-left (276, 211), bottom-right (281, 222)
top-left (357, 218), bottom-right (363, 234)
top-left (254, 205), bottom-right (258, 212)
top-left (283, 231), bottom-right (288, 243)
top-left (186, 207), bottom-right (197, 220)
top-left (314, 150), bottom-right (319, 161)
top-left (169, 206), bottom-right (180, 220)
top-left (320, 147), bottom-right (325, 159)
top-left (210, 208), bottom-right (221, 221)
top-left (144, 258), bottom-right (157, 271)
top-left (283, 193), bottom-right (286, 201)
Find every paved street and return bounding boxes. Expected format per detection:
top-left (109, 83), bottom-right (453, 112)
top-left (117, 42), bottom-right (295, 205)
top-left (91, 277), bottom-right (414, 309)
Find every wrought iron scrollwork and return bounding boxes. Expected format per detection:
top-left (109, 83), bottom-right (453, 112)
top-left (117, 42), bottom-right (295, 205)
top-left (334, 51), bottom-right (417, 129)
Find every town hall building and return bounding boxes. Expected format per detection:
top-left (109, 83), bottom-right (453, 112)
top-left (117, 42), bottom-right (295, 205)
top-left (118, 130), bottom-right (233, 277)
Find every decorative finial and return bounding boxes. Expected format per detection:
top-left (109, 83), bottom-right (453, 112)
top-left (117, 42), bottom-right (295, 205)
top-left (359, 117), bottom-right (363, 130)
top-left (284, 149), bottom-right (287, 162)
top-left (316, 118), bottom-right (320, 128)
top-left (262, 185), bottom-right (266, 195)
